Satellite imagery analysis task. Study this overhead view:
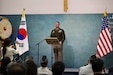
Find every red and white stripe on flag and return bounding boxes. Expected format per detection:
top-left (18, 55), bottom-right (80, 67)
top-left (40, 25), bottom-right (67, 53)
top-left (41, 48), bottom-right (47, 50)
top-left (97, 11), bottom-right (112, 57)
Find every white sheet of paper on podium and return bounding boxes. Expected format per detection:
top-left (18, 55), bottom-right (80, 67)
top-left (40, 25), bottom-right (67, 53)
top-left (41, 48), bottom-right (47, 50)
top-left (45, 37), bottom-right (59, 45)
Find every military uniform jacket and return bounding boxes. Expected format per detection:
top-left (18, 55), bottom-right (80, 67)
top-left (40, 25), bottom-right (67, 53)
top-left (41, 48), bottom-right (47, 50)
top-left (50, 28), bottom-right (65, 43)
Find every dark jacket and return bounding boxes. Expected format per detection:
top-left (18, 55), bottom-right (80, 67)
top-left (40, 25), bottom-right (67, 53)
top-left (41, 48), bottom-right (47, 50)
top-left (51, 28), bottom-right (65, 43)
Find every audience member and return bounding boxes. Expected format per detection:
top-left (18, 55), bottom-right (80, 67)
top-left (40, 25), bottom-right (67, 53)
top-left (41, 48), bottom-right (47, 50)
top-left (52, 61), bottom-right (65, 75)
top-left (2, 38), bottom-right (19, 61)
top-left (25, 55), bottom-right (34, 62)
top-left (108, 66), bottom-right (113, 75)
top-left (38, 56), bottom-right (52, 75)
top-left (7, 63), bottom-right (26, 75)
top-left (25, 59), bottom-right (37, 75)
top-left (79, 54), bottom-right (97, 75)
top-left (0, 57), bottom-right (11, 75)
top-left (92, 58), bottom-right (107, 75)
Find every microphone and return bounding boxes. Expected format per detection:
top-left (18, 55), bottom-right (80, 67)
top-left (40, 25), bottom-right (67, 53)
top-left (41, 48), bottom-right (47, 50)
top-left (35, 35), bottom-right (50, 45)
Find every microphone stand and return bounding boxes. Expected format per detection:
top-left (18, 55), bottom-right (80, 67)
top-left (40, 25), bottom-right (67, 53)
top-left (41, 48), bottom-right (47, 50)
top-left (36, 39), bottom-right (45, 67)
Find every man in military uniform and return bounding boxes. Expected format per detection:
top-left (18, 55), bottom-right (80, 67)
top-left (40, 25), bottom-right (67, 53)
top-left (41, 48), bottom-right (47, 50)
top-left (50, 21), bottom-right (65, 62)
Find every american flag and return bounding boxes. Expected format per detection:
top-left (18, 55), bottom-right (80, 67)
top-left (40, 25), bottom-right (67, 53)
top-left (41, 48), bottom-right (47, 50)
top-left (97, 11), bottom-right (112, 57)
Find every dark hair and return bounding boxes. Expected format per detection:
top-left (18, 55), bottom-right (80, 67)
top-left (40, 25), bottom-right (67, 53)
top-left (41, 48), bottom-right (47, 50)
top-left (0, 57), bottom-right (11, 75)
top-left (56, 21), bottom-right (60, 24)
top-left (92, 58), bottom-right (104, 73)
top-left (2, 38), bottom-right (11, 57)
top-left (89, 54), bottom-right (97, 64)
top-left (1, 57), bottom-right (11, 66)
top-left (7, 63), bottom-right (26, 75)
top-left (25, 56), bottom-right (33, 61)
top-left (52, 61), bottom-right (65, 75)
top-left (25, 60), bottom-right (37, 75)
top-left (40, 56), bottom-right (48, 67)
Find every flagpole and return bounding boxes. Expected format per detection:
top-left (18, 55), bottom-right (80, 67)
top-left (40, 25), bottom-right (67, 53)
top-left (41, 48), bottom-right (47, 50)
top-left (96, 10), bottom-right (112, 57)
top-left (16, 8), bottom-right (29, 60)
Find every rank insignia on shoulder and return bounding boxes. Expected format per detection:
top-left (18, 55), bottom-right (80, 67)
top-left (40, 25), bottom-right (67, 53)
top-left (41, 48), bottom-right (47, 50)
top-left (59, 30), bottom-right (62, 33)
top-left (52, 31), bottom-right (55, 33)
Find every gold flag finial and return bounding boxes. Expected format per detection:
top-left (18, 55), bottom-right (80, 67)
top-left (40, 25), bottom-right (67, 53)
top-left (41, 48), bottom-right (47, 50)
top-left (23, 8), bottom-right (25, 11)
top-left (22, 8), bottom-right (25, 17)
top-left (64, 0), bottom-right (68, 12)
top-left (104, 10), bottom-right (107, 17)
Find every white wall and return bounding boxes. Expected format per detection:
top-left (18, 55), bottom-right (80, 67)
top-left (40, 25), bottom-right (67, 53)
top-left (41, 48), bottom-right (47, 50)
top-left (0, 0), bottom-right (113, 14)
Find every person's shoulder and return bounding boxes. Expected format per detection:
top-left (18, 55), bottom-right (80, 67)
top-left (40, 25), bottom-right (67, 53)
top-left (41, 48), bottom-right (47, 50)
top-left (38, 67), bottom-right (40, 70)
top-left (51, 29), bottom-right (55, 32)
top-left (59, 28), bottom-right (64, 30)
top-left (46, 67), bottom-right (52, 71)
top-left (38, 67), bottom-right (42, 71)
top-left (7, 46), bottom-right (15, 51)
top-left (46, 68), bottom-right (52, 74)
top-left (79, 65), bottom-right (87, 72)
top-left (79, 64), bottom-right (92, 72)
top-left (52, 28), bottom-right (56, 31)
top-left (79, 65), bottom-right (93, 75)
top-left (80, 65), bottom-right (85, 69)
top-left (80, 64), bottom-right (91, 69)
top-left (59, 28), bottom-right (65, 33)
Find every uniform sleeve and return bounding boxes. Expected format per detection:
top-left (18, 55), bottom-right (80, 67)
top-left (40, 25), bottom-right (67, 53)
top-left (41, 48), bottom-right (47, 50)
top-left (50, 30), bottom-right (53, 37)
top-left (61, 29), bottom-right (65, 43)
top-left (50, 30), bottom-right (52, 37)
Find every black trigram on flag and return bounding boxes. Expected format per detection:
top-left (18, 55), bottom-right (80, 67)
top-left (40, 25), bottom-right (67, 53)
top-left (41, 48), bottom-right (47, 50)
top-left (20, 21), bottom-right (25, 25)
top-left (19, 43), bottom-right (24, 47)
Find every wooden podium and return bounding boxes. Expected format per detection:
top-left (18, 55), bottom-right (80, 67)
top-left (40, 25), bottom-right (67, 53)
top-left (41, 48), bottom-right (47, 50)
top-left (45, 37), bottom-right (59, 45)
top-left (45, 37), bottom-right (59, 66)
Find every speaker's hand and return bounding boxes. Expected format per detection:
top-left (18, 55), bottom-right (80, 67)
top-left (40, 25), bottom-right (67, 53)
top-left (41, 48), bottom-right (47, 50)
top-left (59, 41), bottom-right (62, 45)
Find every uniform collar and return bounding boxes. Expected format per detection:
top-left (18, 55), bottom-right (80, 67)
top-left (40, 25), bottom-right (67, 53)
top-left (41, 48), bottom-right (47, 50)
top-left (55, 28), bottom-right (61, 30)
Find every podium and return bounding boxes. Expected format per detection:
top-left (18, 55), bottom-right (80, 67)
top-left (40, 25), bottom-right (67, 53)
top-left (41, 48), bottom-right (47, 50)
top-left (45, 37), bottom-right (59, 66)
top-left (45, 37), bottom-right (59, 45)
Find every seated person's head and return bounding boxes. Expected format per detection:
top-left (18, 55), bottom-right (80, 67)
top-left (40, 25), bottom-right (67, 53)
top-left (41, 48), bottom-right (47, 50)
top-left (4, 38), bottom-right (11, 46)
top-left (52, 61), bottom-right (65, 75)
top-left (25, 60), bottom-right (37, 75)
top-left (7, 63), bottom-right (26, 75)
top-left (1, 57), bottom-right (11, 66)
top-left (89, 54), bottom-right (97, 64)
top-left (40, 56), bottom-right (48, 67)
top-left (92, 58), bottom-right (104, 74)
top-left (0, 57), bottom-right (11, 75)
top-left (25, 56), bottom-right (33, 61)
